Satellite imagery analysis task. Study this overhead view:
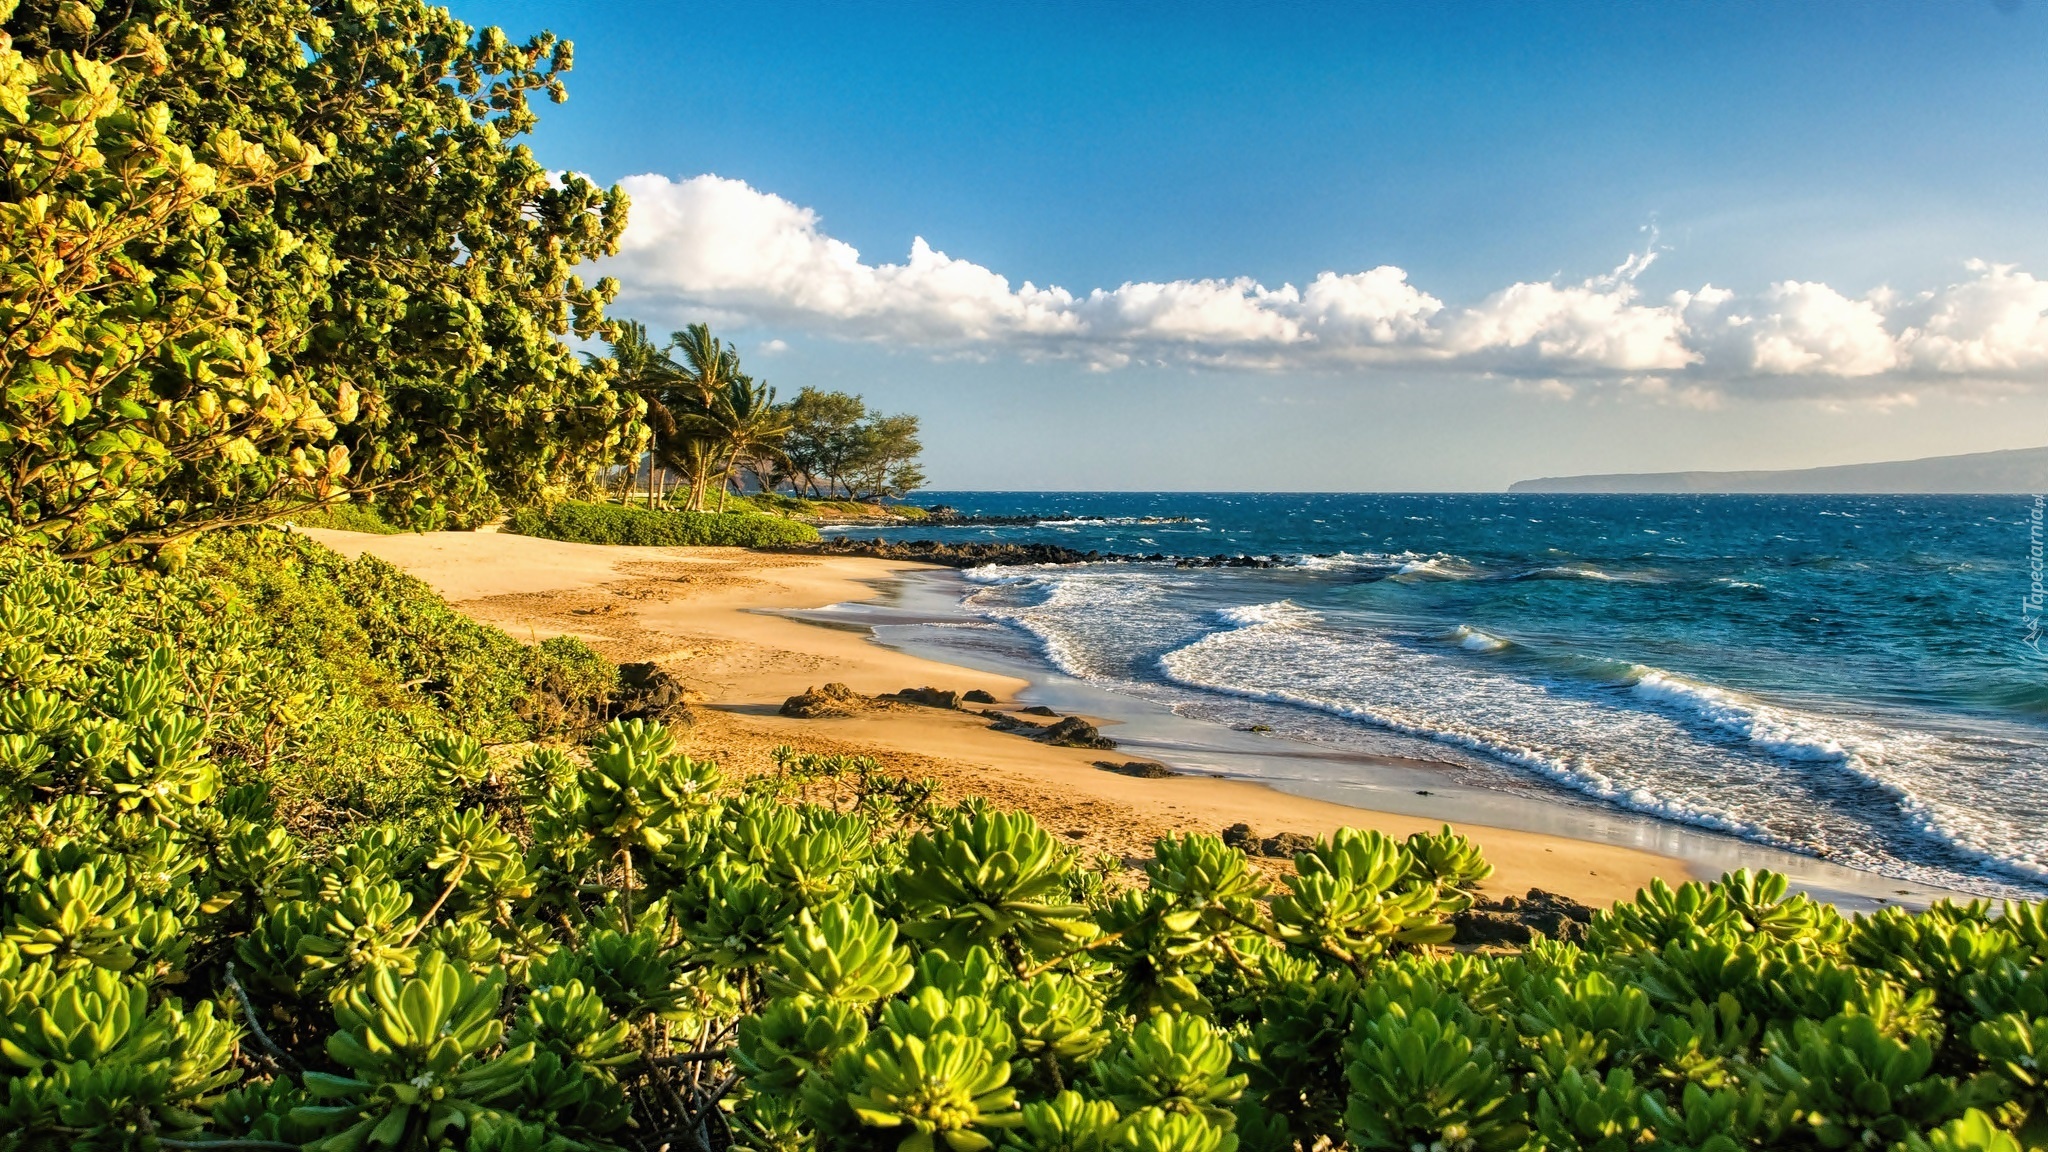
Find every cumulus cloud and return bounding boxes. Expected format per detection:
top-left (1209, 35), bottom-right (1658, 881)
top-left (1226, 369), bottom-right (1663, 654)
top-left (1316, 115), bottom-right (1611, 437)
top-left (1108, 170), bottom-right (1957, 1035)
top-left (601, 173), bottom-right (2048, 400)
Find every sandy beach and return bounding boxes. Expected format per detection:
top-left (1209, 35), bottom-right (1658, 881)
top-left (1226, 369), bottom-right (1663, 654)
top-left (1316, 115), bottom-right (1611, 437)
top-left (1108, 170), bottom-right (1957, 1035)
top-left (299, 527), bottom-right (1693, 906)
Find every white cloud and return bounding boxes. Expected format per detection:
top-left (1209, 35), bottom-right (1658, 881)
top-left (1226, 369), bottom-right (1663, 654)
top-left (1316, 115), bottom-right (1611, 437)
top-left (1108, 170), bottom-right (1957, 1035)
top-left (1446, 256), bottom-right (1695, 374)
top-left (1739, 281), bottom-right (1898, 377)
top-left (601, 172), bottom-right (2048, 401)
top-left (1896, 261), bottom-right (2048, 375)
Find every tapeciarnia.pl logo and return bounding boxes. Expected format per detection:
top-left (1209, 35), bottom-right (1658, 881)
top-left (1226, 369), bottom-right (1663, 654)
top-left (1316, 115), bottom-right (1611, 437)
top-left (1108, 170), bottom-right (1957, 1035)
top-left (2027, 494), bottom-right (2045, 655)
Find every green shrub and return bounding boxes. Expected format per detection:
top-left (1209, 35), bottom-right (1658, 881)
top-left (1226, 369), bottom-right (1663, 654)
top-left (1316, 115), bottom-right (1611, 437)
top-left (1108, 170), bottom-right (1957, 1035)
top-left (287, 505), bottom-right (412, 535)
top-left (0, 532), bottom-right (615, 848)
top-left (505, 500), bottom-right (821, 547)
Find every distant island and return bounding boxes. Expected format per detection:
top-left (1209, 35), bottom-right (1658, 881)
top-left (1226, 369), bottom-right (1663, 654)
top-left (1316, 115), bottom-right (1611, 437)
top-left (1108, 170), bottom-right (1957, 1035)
top-left (1509, 444), bottom-right (2048, 494)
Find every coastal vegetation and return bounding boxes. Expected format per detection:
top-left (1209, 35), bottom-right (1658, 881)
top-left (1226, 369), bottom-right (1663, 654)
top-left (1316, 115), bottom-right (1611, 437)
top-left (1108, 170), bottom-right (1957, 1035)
top-left (4, 1), bottom-right (2046, 1151)
top-left (0, 0), bottom-right (640, 558)
top-left (600, 323), bottom-right (927, 511)
top-left (506, 500), bottom-right (820, 548)
top-left (0, 0), bottom-right (921, 558)
top-left (4, 529), bottom-right (2048, 1151)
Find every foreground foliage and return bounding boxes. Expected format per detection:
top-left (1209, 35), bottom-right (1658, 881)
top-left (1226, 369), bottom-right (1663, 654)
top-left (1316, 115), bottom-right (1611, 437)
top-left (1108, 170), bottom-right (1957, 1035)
top-left (0, 530), bottom-right (613, 841)
top-left (0, 0), bottom-right (638, 558)
top-left (0, 535), bottom-right (2044, 1152)
top-left (506, 501), bottom-right (820, 549)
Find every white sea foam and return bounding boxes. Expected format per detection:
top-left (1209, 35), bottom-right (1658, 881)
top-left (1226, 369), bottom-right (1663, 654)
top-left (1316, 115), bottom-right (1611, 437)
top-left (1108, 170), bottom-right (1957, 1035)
top-left (1628, 668), bottom-right (1856, 763)
top-left (941, 562), bottom-right (2048, 895)
top-left (1450, 625), bottom-right (1512, 652)
top-left (1516, 565), bottom-right (1658, 583)
top-left (1215, 600), bottom-right (1316, 629)
top-left (1392, 556), bottom-right (1479, 581)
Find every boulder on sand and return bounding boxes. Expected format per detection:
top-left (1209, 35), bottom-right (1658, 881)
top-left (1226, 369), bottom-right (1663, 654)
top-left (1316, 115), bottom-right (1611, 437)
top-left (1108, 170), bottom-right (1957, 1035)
top-left (1098, 759), bottom-right (1176, 779)
top-left (892, 686), bottom-right (961, 709)
top-left (609, 661), bottom-right (695, 725)
top-left (1452, 888), bottom-right (1595, 945)
top-left (780, 682), bottom-right (871, 718)
top-left (1259, 831), bottom-right (1317, 859)
top-left (1042, 716), bottom-right (1116, 749)
top-left (1221, 822), bottom-right (1261, 851)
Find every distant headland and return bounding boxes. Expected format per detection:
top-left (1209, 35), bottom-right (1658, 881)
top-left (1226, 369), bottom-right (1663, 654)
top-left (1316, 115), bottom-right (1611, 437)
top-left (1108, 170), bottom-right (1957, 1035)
top-left (1509, 445), bottom-right (2048, 494)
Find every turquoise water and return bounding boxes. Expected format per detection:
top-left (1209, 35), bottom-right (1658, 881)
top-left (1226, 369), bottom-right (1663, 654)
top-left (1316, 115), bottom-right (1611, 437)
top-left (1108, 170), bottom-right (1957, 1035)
top-left (848, 493), bottom-right (2048, 897)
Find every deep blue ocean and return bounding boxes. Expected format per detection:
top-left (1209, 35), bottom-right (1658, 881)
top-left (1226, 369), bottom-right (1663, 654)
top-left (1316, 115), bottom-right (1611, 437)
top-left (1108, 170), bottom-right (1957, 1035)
top-left (840, 493), bottom-right (2048, 897)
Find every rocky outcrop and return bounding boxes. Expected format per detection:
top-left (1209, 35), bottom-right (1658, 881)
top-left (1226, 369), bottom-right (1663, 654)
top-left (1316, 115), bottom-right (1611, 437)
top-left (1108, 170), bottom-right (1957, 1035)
top-left (766, 539), bottom-right (1121, 566)
top-left (1097, 759), bottom-right (1176, 779)
top-left (890, 686), bottom-right (961, 709)
top-left (608, 662), bottom-right (695, 725)
top-left (763, 538), bottom-right (1284, 569)
top-left (1261, 831), bottom-right (1317, 858)
top-left (1220, 824), bottom-right (1318, 858)
top-left (1042, 716), bottom-right (1115, 749)
top-left (1452, 888), bottom-right (1595, 945)
top-left (920, 507), bottom-right (1200, 527)
top-left (779, 682), bottom-right (872, 718)
top-left (962, 689), bottom-right (997, 704)
top-left (978, 707), bottom-right (1116, 749)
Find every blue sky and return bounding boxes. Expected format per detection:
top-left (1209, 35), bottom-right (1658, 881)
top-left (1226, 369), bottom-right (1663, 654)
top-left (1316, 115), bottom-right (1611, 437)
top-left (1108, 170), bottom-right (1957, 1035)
top-left (460, 1), bottom-right (2048, 490)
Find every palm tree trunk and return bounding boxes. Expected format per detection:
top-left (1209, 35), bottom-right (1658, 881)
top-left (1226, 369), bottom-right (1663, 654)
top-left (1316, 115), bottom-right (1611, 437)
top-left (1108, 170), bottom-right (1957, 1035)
top-left (716, 445), bottom-right (744, 513)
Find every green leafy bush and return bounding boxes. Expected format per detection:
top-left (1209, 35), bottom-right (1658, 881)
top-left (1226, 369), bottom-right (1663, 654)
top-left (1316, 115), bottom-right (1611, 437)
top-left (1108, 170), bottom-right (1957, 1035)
top-left (289, 506), bottom-right (412, 536)
top-left (0, 0), bottom-right (639, 559)
top-left (505, 501), bottom-right (820, 548)
top-left (0, 531), bottom-right (615, 849)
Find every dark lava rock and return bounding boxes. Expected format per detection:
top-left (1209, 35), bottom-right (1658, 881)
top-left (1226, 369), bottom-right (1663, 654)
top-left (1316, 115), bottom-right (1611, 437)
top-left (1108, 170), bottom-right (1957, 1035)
top-left (766, 538), bottom-right (1130, 567)
top-left (765, 537), bottom-right (1282, 569)
top-left (1042, 716), bottom-right (1116, 749)
top-left (1452, 888), bottom-right (1595, 946)
top-left (1097, 759), bottom-right (1176, 779)
top-left (980, 710), bottom-right (1037, 732)
top-left (1260, 832), bottom-right (1318, 858)
top-left (892, 686), bottom-right (961, 709)
top-left (1020, 705), bottom-right (1060, 717)
top-left (608, 662), bottom-right (694, 724)
top-left (962, 689), bottom-right (997, 704)
top-left (1221, 823), bottom-right (1262, 851)
top-left (779, 682), bottom-right (871, 719)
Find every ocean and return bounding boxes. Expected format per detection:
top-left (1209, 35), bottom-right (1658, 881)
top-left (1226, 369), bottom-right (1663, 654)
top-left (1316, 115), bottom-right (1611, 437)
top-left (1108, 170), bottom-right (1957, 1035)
top-left (829, 493), bottom-right (2048, 899)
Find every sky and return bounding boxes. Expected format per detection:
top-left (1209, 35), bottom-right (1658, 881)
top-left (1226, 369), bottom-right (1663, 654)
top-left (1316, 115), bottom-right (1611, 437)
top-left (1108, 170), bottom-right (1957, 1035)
top-left (458, 1), bottom-right (2048, 490)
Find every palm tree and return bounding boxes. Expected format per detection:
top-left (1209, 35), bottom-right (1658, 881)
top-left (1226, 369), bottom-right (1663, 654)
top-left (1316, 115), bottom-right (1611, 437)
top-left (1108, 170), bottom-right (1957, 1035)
top-left (704, 375), bottom-right (793, 512)
top-left (667, 323), bottom-right (747, 511)
top-left (598, 321), bottom-right (683, 505)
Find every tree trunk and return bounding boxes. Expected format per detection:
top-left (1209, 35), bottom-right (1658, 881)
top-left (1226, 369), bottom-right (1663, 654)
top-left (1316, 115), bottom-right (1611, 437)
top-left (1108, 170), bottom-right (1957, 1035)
top-left (716, 446), bottom-right (744, 513)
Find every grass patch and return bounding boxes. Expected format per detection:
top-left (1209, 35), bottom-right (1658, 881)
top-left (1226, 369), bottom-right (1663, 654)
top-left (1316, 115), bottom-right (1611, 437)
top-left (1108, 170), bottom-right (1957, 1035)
top-left (505, 500), bottom-right (821, 547)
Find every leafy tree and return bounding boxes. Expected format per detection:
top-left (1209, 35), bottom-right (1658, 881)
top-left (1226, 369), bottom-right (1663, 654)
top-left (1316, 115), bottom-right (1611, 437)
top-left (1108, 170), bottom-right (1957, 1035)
top-left (782, 387), bottom-right (926, 500)
top-left (849, 411), bottom-right (925, 501)
top-left (782, 387), bottom-right (870, 499)
top-left (0, 0), bottom-right (638, 558)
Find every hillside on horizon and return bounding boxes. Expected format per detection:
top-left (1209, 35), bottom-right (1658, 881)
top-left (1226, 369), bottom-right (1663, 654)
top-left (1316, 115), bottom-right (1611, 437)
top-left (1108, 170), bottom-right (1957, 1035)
top-left (1508, 445), bottom-right (2048, 494)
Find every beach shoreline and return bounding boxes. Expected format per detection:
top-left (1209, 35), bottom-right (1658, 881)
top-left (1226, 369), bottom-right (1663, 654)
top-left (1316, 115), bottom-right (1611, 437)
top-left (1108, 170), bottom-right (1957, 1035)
top-left (300, 527), bottom-right (1951, 910)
